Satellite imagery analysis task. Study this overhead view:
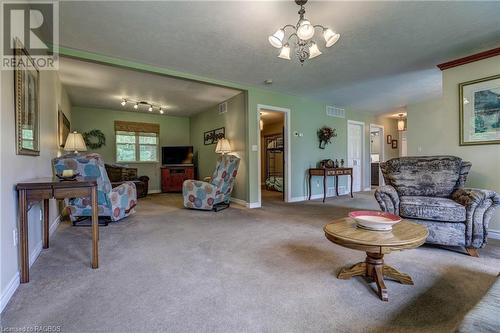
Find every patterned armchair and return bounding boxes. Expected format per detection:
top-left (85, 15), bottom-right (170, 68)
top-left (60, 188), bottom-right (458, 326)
top-left (183, 154), bottom-right (240, 211)
top-left (52, 153), bottom-right (137, 222)
top-left (375, 156), bottom-right (499, 256)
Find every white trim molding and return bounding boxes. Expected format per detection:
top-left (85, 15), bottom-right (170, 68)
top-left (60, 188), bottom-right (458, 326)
top-left (247, 202), bottom-right (261, 209)
top-left (148, 189), bottom-right (162, 194)
top-left (1, 214), bottom-right (61, 314)
top-left (0, 273), bottom-right (20, 313)
top-left (489, 229), bottom-right (500, 240)
top-left (230, 198), bottom-right (247, 207)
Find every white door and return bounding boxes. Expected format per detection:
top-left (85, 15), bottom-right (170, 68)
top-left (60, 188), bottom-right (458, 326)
top-left (348, 121), bottom-right (364, 192)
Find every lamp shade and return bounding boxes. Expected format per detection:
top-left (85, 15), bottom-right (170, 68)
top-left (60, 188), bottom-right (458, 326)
top-left (268, 29), bottom-right (284, 48)
top-left (297, 20), bottom-right (314, 40)
top-left (323, 29), bottom-right (340, 47)
top-left (308, 43), bottom-right (322, 59)
top-left (215, 138), bottom-right (231, 154)
top-left (64, 131), bottom-right (87, 153)
top-left (278, 45), bottom-right (291, 60)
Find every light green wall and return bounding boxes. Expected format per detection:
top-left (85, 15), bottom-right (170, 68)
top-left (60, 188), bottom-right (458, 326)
top-left (407, 55), bottom-right (500, 232)
top-left (374, 116), bottom-right (400, 161)
top-left (71, 107), bottom-right (191, 192)
top-left (59, 47), bottom-right (376, 205)
top-left (190, 93), bottom-right (247, 201)
top-left (247, 89), bottom-right (375, 201)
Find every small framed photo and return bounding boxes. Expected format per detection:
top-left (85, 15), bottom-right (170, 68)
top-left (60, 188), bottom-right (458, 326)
top-left (386, 134), bottom-right (392, 144)
top-left (391, 139), bottom-right (398, 149)
top-left (204, 130), bottom-right (214, 145)
top-left (214, 127), bottom-right (225, 142)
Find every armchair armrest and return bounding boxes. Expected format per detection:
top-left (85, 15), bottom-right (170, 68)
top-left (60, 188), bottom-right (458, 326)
top-left (109, 181), bottom-right (137, 220)
top-left (374, 185), bottom-right (400, 215)
top-left (183, 180), bottom-right (220, 210)
top-left (452, 188), bottom-right (500, 248)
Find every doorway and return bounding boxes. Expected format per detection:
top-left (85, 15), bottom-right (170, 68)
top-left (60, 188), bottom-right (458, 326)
top-left (257, 105), bottom-right (291, 206)
top-left (369, 124), bottom-right (384, 188)
top-left (347, 120), bottom-right (365, 193)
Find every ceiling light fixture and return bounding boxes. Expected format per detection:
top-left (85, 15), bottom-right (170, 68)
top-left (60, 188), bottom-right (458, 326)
top-left (268, 0), bottom-right (340, 65)
top-left (121, 98), bottom-right (167, 114)
top-left (397, 113), bottom-right (406, 131)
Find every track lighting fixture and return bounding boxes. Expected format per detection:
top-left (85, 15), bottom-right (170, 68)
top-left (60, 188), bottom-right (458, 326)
top-left (120, 98), bottom-right (167, 114)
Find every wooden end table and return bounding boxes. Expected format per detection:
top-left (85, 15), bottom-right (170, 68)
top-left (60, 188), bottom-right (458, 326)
top-left (308, 168), bottom-right (353, 202)
top-left (16, 177), bottom-right (99, 283)
top-left (324, 218), bottom-right (428, 301)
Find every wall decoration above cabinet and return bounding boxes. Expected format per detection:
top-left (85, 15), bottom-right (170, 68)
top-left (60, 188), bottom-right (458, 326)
top-left (83, 129), bottom-right (106, 149)
top-left (317, 126), bottom-right (337, 149)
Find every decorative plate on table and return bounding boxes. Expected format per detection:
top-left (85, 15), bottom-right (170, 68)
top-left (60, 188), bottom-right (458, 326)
top-left (349, 211), bottom-right (401, 231)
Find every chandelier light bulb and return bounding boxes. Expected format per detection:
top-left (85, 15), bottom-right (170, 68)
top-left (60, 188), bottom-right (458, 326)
top-left (134, 103), bottom-right (138, 109)
top-left (297, 20), bottom-right (314, 40)
top-left (278, 44), bottom-right (291, 60)
top-left (323, 28), bottom-right (340, 48)
top-left (159, 108), bottom-right (164, 114)
top-left (121, 99), bottom-right (127, 106)
top-left (308, 42), bottom-right (322, 59)
top-left (148, 105), bottom-right (153, 112)
top-left (268, 29), bottom-right (285, 48)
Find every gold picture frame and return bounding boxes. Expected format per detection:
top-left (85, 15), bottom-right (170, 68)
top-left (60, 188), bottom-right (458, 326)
top-left (14, 38), bottom-right (40, 155)
top-left (459, 74), bottom-right (500, 146)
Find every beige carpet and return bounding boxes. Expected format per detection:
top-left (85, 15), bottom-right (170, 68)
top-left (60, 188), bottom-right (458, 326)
top-left (1, 192), bottom-right (499, 333)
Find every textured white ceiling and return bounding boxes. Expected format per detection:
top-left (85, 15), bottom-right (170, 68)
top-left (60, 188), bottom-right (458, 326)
top-left (59, 1), bottom-right (500, 113)
top-left (59, 57), bottom-right (242, 116)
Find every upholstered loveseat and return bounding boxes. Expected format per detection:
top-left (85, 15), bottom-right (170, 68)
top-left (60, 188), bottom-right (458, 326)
top-left (375, 156), bottom-right (499, 256)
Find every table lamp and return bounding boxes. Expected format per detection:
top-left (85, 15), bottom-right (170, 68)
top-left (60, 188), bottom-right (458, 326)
top-left (215, 138), bottom-right (231, 154)
top-left (64, 131), bottom-right (87, 153)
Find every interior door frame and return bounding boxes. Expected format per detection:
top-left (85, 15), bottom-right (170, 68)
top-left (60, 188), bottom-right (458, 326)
top-left (347, 120), bottom-right (366, 193)
top-left (369, 123), bottom-right (385, 187)
top-left (257, 104), bottom-right (291, 206)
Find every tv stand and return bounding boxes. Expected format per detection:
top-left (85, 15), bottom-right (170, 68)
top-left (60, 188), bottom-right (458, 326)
top-left (161, 165), bottom-right (194, 192)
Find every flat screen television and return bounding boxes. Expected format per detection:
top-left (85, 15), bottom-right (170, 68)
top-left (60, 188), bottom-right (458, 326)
top-left (162, 146), bottom-right (193, 165)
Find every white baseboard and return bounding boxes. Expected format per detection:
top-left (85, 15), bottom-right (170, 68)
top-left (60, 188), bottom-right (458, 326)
top-left (247, 202), bottom-right (261, 209)
top-left (489, 229), bottom-right (500, 240)
top-left (230, 198), bottom-right (247, 207)
top-left (148, 189), bottom-right (161, 194)
top-left (1, 214), bottom-right (61, 314)
top-left (364, 187), bottom-right (372, 191)
top-left (0, 272), bottom-right (20, 313)
top-left (290, 189), bottom-right (351, 203)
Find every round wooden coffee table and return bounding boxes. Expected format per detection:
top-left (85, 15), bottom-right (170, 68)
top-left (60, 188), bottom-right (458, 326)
top-left (324, 217), bottom-right (428, 301)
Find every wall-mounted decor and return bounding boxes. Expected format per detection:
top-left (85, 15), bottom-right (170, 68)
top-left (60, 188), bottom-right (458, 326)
top-left (317, 126), bottom-right (337, 149)
top-left (204, 127), bottom-right (225, 145)
top-left (83, 129), bottom-right (106, 149)
top-left (459, 74), bottom-right (500, 146)
top-left (58, 109), bottom-right (71, 147)
top-left (391, 139), bottom-right (398, 149)
top-left (386, 134), bottom-right (392, 144)
top-left (14, 38), bottom-right (40, 156)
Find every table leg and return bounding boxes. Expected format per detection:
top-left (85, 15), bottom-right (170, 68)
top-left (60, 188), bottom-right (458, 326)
top-left (350, 174), bottom-right (353, 198)
top-left (308, 172), bottom-right (312, 200)
top-left (335, 175), bottom-right (339, 196)
top-left (43, 199), bottom-right (49, 249)
top-left (323, 170), bottom-right (327, 203)
top-left (18, 190), bottom-right (29, 283)
top-left (336, 252), bottom-right (414, 302)
top-left (91, 186), bottom-right (99, 269)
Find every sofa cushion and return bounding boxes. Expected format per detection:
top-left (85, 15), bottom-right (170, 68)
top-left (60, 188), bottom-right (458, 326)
top-left (381, 156), bottom-right (463, 197)
top-left (400, 196), bottom-right (466, 222)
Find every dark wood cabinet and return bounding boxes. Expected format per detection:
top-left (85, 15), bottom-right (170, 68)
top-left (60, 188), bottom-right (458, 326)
top-left (161, 165), bottom-right (195, 192)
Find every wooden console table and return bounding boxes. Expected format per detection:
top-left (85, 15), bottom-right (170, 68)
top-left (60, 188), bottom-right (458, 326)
top-left (308, 167), bottom-right (353, 202)
top-left (16, 177), bottom-right (99, 283)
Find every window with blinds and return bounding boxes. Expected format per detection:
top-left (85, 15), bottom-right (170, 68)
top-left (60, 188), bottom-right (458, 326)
top-left (115, 121), bottom-right (159, 162)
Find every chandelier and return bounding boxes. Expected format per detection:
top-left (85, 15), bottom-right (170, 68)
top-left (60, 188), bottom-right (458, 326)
top-left (268, 0), bottom-right (340, 64)
top-left (120, 98), bottom-right (166, 114)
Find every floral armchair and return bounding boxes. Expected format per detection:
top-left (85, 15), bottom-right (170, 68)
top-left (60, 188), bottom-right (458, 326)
top-left (183, 155), bottom-right (240, 211)
top-left (375, 156), bottom-right (499, 256)
top-left (52, 153), bottom-right (137, 222)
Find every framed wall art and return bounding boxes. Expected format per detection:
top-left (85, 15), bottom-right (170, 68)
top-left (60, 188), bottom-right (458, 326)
top-left (386, 134), bottom-right (392, 144)
top-left (391, 139), bottom-right (398, 149)
top-left (459, 74), bottom-right (500, 146)
top-left (58, 108), bottom-right (71, 147)
top-left (204, 127), bottom-right (225, 145)
top-left (14, 38), bottom-right (40, 156)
